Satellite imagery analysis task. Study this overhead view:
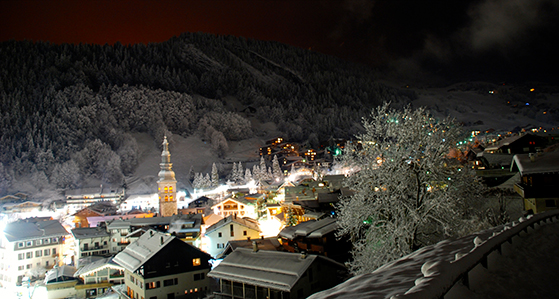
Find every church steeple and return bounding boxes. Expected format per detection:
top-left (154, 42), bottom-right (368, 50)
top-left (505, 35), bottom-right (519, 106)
top-left (158, 136), bottom-right (177, 217)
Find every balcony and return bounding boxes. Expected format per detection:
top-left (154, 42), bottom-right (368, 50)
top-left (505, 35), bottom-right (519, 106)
top-left (514, 183), bottom-right (557, 199)
top-left (83, 245), bottom-right (108, 252)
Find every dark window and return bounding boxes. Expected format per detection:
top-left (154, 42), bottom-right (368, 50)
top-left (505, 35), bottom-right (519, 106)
top-left (218, 232), bottom-right (222, 238)
top-left (546, 200), bottom-right (556, 207)
top-left (243, 231), bottom-right (247, 236)
top-left (194, 273), bottom-right (205, 281)
top-left (230, 224), bottom-right (234, 237)
top-left (164, 278), bottom-right (174, 286)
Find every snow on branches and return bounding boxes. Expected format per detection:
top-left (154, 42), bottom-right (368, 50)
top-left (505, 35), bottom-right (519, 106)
top-left (337, 103), bottom-right (486, 274)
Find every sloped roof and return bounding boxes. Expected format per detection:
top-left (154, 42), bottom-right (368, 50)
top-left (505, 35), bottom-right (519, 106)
top-left (206, 215), bottom-right (261, 235)
top-left (279, 218), bottom-right (338, 240)
top-left (44, 265), bottom-right (77, 284)
top-left (3, 219), bottom-right (68, 242)
top-left (217, 237), bottom-right (282, 259)
top-left (209, 248), bottom-right (344, 292)
top-left (211, 197), bottom-right (253, 209)
top-left (512, 151), bottom-right (559, 175)
top-left (74, 256), bottom-right (123, 278)
top-left (71, 227), bottom-right (110, 239)
top-left (113, 229), bottom-right (174, 272)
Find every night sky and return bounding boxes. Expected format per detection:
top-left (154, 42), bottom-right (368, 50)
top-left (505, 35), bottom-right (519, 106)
top-left (2, 0), bottom-right (558, 84)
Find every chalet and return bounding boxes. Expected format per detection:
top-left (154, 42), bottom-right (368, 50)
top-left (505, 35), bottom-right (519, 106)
top-left (113, 229), bottom-right (212, 299)
top-left (65, 185), bottom-right (125, 213)
top-left (204, 215), bottom-right (261, 258)
top-left (279, 218), bottom-right (351, 264)
top-left (106, 214), bottom-right (204, 253)
top-left (179, 196), bottom-right (214, 216)
top-left (511, 151), bottom-right (559, 213)
top-left (0, 218), bottom-right (68, 286)
top-left (73, 256), bottom-right (125, 298)
top-left (208, 247), bottom-right (347, 299)
top-left (72, 201), bottom-right (118, 228)
top-left (484, 133), bottom-right (546, 154)
top-left (44, 265), bottom-right (79, 299)
top-left (71, 227), bottom-right (111, 268)
top-left (211, 197), bottom-right (256, 218)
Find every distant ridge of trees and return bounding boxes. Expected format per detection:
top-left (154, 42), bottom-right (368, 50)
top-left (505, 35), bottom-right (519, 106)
top-left (0, 32), bottom-right (416, 193)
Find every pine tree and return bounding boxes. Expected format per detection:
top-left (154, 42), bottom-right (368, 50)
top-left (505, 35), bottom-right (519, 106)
top-left (337, 103), bottom-right (486, 274)
top-left (244, 168), bottom-right (252, 182)
top-left (230, 162), bottom-right (238, 181)
top-left (211, 163), bottom-right (219, 187)
top-left (272, 155), bottom-right (282, 182)
top-left (204, 173), bottom-right (211, 188)
top-left (252, 165), bottom-right (260, 182)
top-left (259, 156), bottom-right (267, 180)
top-left (236, 162), bottom-right (244, 183)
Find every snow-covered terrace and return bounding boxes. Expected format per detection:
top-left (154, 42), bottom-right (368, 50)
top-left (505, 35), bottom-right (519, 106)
top-left (310, 210), bottom-right (559, 299)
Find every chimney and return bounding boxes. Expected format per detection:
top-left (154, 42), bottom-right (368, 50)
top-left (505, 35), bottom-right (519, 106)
top-left (300, 251), bottom-right (307, 259)
top-left (252, 240), bottom-right (259, 252)
top-left (529, 153), bottom-right (536, 162)
top-left (160, 236), bottom-right (164, 245)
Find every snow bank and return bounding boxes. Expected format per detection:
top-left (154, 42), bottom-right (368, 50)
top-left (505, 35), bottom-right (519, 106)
top-left (310, 210), bottom-right (559, 299)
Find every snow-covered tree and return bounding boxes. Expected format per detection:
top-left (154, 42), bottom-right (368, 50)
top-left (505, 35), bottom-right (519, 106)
top-left (244, 168), bottom-right (252, 182)
top-left (193, 172), bottom-right (203, 189)
top-left (252, 165), bottom-right (261, 182)
top-left (204, 173), bottom-right (211, 188)
top-left (259, 156), bottom-right (267, 180)
top-left (230, 162), bottom-right (238, 181)
top-left (272, 155), bottom-right (283, 182)
top-left (233, 162), bottom-right (244, 183)
top-left (211, 163), bottom-right (219, 187)
top-left (337, 103), bottom-right (486, 274)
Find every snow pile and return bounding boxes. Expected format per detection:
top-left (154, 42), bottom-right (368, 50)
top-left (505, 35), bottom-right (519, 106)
top-left (309, 210), bottom-right (559, 299)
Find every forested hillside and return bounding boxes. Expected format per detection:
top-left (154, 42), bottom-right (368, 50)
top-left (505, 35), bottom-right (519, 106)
top-left (0, 32), bottom-right (416, 195)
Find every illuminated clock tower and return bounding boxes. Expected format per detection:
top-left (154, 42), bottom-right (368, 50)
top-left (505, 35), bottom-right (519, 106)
top-left (158, 136), bottom-right (177, 217)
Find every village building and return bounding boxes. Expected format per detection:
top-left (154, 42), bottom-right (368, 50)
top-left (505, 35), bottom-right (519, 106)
top-left (73, 256), bottom-right (125, 298)
top-left (208, 247), bottom-right (347, 299)
top-left (211, 197), bottom-right (256, 219)
top-left (44, 265), bottom-right (79, 299)
top-left (0, 218), bottom-right (68, 286)
top-left (511, 151), bottom-right (559, 213)
top-left (72, 201), bottom-right (118, 228)
top-left (204, 215), bottom-right (261, 258)
top-left (106, 213), bottom-right (204, 253)
top-left (71, 227), bottom-right (111, 268)
top-left (113, 229), bottom-right (212, 299)
top-left (279, 217), bottom-right (351, 264)
top-left (65, 185), bottom-right (125, 214)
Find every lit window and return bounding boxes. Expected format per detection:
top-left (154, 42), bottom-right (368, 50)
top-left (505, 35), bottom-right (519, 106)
top-left (164, 186), bottom-right (168, 193)
top-left (192, 258), bottom-right (201, 266)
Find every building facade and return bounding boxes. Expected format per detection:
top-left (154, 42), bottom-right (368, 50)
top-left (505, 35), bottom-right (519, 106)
top-left (0, 218), bottom-right (68, 285)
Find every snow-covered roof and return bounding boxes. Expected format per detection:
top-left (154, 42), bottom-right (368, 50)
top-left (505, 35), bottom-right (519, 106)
top-left (279, 218), bottom-right (338, 240)
top-left (512, 151), bottom-right (559, 175)
top-left (113, 229), bottom-right (174, 272)
top-left (484, 134), bottom-right (526, 151)
top-left (481, 153), bottom-right (514, 166)
top-left (74, 256), bottom-right (123, 278)
top-left (3, 219), bottom-right (68, 242)
top-left (217, 237), bottom-right (282, 258)
top-left (44, 265), bottom-right (77, 284)
top-left (71, 227), bottom-right (110, 239)
top-left (209, 248), bottom-right (340, 292)
top-left (206, 215), bottom-right (261, 235)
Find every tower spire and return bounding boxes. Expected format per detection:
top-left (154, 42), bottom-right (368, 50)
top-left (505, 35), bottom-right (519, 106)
top-left (158, 135), bottom-right (177, 217)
